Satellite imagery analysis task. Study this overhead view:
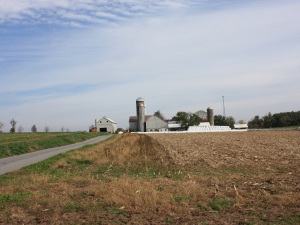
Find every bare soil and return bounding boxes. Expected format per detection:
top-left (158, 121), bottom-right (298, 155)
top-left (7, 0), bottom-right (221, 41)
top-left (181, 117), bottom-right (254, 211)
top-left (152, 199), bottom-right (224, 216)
top-left (0, 131), bottom-right (299, 224)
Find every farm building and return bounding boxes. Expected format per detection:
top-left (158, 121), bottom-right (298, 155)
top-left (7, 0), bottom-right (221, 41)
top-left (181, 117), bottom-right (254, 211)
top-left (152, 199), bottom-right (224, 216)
top-left (129, 115), bottom-right (168, 132)
top-left (94, 116), bottom-right (117, 133)
top-left (129, 97), bottom-right (215, 132)
top-left (129, 97), bottom-right (169, 132)
top-left (233, 124), bottom-right (248, 129)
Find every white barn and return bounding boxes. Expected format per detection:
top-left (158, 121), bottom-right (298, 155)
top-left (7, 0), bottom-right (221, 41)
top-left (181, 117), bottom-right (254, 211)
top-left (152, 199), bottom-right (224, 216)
top-left (95, 116), bottom-right (117, 133)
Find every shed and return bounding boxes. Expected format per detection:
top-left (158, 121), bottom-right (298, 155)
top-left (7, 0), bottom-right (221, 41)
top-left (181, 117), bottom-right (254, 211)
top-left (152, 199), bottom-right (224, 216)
top-left (199, 122), bottom-right (211, 126)
top-left (234, 124), bottom-right (248, 129)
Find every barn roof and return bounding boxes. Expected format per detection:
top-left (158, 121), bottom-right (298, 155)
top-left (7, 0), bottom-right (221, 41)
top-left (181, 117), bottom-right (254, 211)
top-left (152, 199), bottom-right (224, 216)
top-left (102, 116), bottom-right (117, 124)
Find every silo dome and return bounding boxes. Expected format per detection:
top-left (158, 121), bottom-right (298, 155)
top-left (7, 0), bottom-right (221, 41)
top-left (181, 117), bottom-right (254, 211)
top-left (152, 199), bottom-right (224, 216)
top-left (207, 106), bottom-right (213, 110)
top-left (136, 97), bottom-right (144, 102)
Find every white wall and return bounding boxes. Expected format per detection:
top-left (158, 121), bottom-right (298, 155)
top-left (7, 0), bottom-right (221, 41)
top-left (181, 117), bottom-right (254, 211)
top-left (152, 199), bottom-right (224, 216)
top-left (96, 117), bottom-right (117, 133)
top-left (146, 116), bottom-right (167, 131)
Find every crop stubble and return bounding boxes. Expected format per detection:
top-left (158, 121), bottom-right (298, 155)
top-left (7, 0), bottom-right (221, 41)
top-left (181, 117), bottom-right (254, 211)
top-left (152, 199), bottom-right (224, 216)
top-left (148, 131), bottom-right (300, 169)
top-left (0, 131), bottom-right (299, 224)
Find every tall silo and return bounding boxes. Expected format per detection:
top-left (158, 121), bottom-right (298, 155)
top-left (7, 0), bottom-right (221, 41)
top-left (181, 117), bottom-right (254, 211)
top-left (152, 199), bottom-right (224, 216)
top-left (207, 106), bottom-right (214, 126)
top-left (136, 97), bottom-right (145, 132)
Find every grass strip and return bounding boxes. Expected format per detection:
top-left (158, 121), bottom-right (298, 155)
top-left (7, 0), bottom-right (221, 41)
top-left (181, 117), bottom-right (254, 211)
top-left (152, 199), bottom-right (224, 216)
top-left (0, 132), bottom-right (109, 158)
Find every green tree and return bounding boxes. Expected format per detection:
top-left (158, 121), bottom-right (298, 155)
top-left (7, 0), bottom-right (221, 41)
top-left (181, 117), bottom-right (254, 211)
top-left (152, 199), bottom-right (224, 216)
top-left (214, 115), bottom-right (235, 128)
top-left (31, 125), bottom-right (37, 132)
top-left (248, 115), bottom-right (263, 129)
top-left (262, 112), bottom-right (275, 128)
top-left (172, 111), bottom-right (200, 130)
top-left (279, 116), bottom-right (289, 127)
top-left (225, 116), bottom-right (235, 128)
top-left (214, 115), bottom-right (226, 126)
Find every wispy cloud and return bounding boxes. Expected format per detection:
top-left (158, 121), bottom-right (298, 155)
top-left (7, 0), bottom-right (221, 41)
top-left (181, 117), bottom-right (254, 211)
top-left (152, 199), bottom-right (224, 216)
top-left (0, 0), bottom-right (200, 26)
top-left (0, 1), bottom-right (300, 131)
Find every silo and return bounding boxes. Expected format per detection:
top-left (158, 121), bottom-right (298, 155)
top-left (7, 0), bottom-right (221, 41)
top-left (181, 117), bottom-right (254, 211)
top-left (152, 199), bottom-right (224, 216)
top-left (136, 97), bottom-right (145, 132)
top-left (207, 106), bottom-right (214, 126)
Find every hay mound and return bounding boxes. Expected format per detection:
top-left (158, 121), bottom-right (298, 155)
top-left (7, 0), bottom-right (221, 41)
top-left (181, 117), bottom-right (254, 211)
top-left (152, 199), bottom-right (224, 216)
top-left (100, 134), bottom-right (173, 166)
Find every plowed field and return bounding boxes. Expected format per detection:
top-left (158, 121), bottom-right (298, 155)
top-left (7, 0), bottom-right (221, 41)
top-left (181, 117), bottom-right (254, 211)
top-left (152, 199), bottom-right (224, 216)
top-left (0, 131), bottom-right (299, 224)
top-left (148, 131), bottom-right (300, 169)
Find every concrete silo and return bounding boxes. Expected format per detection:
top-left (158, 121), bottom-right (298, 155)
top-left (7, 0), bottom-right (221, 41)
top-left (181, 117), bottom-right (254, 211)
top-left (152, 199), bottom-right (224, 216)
top-left (136, 97), bottom-right (145, 132)
top-left (207, 106), bottom-right (214, 126)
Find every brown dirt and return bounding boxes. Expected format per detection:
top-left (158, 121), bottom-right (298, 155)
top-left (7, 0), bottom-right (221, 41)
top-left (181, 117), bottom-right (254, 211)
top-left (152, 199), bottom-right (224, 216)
top-left (148, 131), bottom-right (300, 169)
top-left (0, 131), bottom-right (299, 224)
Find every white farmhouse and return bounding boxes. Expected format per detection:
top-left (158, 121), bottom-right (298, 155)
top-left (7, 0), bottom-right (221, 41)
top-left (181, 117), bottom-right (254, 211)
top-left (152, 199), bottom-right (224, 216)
top-left (95, 116), bottom-right (117, 133)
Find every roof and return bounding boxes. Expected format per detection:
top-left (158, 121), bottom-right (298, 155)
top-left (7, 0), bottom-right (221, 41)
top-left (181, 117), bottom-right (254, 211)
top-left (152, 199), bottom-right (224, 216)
top-left (129, 115), bottom-right (152, 122)
top-left (234, 124), bottom-right (248, 129)
top-left (136, 97), bottom-right (144, 102)
top-left (100, 116), bottom-right (117, 124)
top-left (199, 122), bottom-right (210, 126)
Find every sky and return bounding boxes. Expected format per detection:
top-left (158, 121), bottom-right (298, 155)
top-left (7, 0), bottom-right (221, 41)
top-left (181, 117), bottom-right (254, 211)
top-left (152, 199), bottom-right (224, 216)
top-left (0, 0), bottom-right (299, 132)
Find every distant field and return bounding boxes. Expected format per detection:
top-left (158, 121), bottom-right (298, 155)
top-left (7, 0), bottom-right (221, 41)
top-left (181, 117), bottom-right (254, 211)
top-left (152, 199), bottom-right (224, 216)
top-left (0, 131), bottom-right (299, 224)
top-left (0, 132), bottom-right (108, 159)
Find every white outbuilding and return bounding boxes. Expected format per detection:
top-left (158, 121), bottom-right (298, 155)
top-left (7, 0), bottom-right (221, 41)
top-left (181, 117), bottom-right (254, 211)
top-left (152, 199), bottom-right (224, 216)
top-left (95, 116), bottom-right (117, 133)
top-left (233, 124), bottom-right (248, 129)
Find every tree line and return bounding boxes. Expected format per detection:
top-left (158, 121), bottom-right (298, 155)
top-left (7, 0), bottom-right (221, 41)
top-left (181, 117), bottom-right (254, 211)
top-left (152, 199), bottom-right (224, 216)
top-left (154, 110), bottom-right (237, 129)
top-left (247, 111), bottom-right (300, 128)
top-left (0, 119), bottom-right (70, 133)
top-left (165, 109), bottom-right (300, 129)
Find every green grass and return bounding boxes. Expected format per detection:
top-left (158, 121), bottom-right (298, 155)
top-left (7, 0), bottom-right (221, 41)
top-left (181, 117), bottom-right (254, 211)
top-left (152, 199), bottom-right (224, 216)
top-left (0, 192), bottom-right (31, 205)
top-left (0, 132), bottom-right (109, 158)
top-left (110, 209), bottom-right (126, 215)
top-left (92, 163), bottom-right (184, 181)
top-left (208, 198), bottom-right (233, 211)
top-left (172, 195), bottom-right (192, 203)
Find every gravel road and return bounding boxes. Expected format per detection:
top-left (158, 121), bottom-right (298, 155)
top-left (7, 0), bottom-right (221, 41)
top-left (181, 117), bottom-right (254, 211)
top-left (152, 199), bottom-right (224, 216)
top-left (0, 134), bottom-right (113, 175)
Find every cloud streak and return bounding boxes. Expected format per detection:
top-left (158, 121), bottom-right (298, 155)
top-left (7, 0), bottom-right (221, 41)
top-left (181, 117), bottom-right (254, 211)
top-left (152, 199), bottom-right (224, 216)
top-left (0, 1), bottom-right (300, 132)
top-left (0, 0), bottom-right (200, 25)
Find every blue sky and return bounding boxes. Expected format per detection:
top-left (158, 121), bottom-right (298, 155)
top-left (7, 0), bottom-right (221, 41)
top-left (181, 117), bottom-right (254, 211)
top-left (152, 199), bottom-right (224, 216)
top-left (0, 0), bottom-right (300, 132)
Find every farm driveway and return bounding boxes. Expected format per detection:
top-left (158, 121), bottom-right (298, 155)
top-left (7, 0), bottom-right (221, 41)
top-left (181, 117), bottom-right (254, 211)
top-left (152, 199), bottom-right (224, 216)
top-left (0, 134), bottom-right (113, 175)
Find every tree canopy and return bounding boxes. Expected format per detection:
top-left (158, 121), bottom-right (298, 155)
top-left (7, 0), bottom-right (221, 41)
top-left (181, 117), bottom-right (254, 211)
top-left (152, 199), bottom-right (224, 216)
top-left (214, 115), bottom-right (235, 128)
top-left (248, 111), bottom-right (300, 128)
top-left (172, 111), bottom-right (200, 130)
top-left (31, 125), bottom-right (37, 132)
top-left (153, 110), bottom-right (165, 120)
top-left (194, 110), bottom-right (207, 120)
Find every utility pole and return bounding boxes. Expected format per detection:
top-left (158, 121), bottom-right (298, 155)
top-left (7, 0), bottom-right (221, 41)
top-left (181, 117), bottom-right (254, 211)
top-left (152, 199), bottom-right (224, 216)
top-left (222, 96), bottom-right (226, 118)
